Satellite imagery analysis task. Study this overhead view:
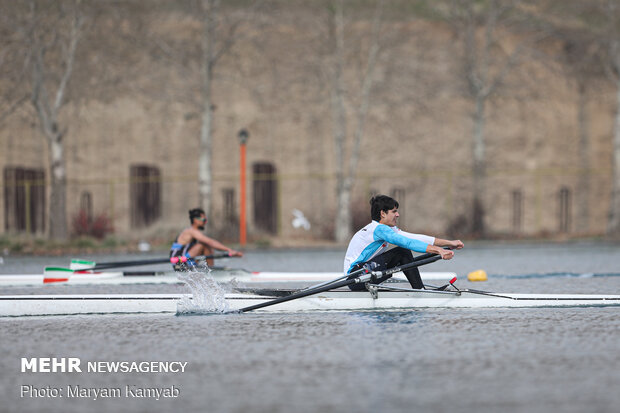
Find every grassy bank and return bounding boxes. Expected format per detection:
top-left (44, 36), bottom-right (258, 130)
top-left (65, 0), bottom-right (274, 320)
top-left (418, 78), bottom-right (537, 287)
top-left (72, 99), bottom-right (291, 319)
top-left (0, 235), bottom-right (139, 256)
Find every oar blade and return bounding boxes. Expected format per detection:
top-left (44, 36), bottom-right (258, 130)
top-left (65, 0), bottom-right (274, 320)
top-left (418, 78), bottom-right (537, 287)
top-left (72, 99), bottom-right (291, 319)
top-left (43, 267), bottom-right (75, 284)
top-left (70, 259), bottom-right (97, 270)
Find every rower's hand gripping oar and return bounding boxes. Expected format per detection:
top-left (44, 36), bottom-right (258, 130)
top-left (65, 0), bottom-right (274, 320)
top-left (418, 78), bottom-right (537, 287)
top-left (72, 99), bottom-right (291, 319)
top-left (236, 254), bottom-right (443, 313)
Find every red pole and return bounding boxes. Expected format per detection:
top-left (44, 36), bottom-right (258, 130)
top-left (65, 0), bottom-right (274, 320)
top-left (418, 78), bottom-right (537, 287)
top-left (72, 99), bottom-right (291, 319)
top-left (240, 142), bottom-right (247, 246)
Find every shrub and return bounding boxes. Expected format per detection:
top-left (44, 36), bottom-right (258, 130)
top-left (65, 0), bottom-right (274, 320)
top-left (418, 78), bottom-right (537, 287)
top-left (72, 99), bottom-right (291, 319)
top-left (72, 210), bottom-right (114, 240)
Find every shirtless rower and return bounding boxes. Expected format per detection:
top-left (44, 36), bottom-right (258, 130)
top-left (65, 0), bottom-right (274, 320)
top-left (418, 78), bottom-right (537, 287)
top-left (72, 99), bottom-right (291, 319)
top-left (170, 208), bottom-right (243, 270)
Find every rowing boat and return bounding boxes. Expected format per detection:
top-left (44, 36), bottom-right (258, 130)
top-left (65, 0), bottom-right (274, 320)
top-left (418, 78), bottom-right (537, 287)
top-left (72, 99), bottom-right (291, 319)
top-left (0, 269), bottom-right (457, 287)
top-left (2, 287), bottom-right (619, 317)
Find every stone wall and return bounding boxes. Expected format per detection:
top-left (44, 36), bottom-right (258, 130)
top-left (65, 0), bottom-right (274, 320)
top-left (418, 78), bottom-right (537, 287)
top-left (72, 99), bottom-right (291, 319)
top-left (0, 2), bottom-right (614, 242)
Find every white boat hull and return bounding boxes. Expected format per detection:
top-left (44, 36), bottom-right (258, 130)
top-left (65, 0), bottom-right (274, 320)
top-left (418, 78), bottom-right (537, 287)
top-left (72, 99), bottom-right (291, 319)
top-left (0, 270), bottom-right (456, 287)
top-left (1, 290), bottom-right (620, 317)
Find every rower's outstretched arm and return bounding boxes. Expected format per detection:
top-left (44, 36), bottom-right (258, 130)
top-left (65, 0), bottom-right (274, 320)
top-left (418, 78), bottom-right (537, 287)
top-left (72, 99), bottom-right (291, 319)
top-left (433, 238), bottom-right (464, 250)
top-left (396, 229), bottom-right (463, 254)
top-left (190, 228), bottom-right (243, 257)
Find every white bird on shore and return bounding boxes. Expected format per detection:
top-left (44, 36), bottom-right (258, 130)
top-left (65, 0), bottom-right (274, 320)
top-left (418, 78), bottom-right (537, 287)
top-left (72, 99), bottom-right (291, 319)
top-left (292, 209), bottom-right (311, 230)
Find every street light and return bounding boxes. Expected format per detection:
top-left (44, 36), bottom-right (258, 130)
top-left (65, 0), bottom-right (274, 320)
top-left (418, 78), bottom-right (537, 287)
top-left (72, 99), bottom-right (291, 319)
top-left (238, 129), bottom-right (249, 145)
top-left (238, 129), bottom-right (249, 245)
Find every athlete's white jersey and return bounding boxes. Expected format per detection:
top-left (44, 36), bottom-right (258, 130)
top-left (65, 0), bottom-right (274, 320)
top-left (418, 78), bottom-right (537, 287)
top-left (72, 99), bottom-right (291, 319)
top-left (343, 221), bottom-right (435, 274)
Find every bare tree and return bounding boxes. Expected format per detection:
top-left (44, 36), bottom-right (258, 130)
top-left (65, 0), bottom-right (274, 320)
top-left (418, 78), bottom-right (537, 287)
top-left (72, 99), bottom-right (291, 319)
top-left (548, 0), bottom-right (620, 236)
top-left (22, 1), bottom-right (83, 240)
top-left (602, 1), bottom-right (620, 235)
top-left (326, 0), bottom-right (385, 243)
top-left (198, 0), bottom-right (219, 224)
top-left (562, 34), bottom-right (603, 234)
top-left (0, 60), bottom-right (28, 126)
top-left (198, 0), bottom-right (268, 230)
top-left (129, 0), bottom-right (257, 231)
top-left (536, 0), bottom-right (615, 235)
top-left (447, 0), bottom-right (543, 235)
top-left (0, 5), bottom-right (29, 126)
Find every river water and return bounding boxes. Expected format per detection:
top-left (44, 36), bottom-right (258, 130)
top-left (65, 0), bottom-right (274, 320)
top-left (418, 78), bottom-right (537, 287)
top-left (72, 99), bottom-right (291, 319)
top-left (1, 241), bottom-right (620, 413)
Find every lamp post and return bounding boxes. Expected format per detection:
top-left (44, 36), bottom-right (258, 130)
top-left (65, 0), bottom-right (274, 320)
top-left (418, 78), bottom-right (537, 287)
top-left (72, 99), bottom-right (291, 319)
top-left (238, 129), bottom-right (249, 246)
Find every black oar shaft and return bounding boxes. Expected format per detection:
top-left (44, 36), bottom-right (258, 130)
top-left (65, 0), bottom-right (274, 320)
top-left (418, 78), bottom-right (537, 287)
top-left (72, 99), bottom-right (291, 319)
top-left (238, 276), bottom-right (369, 312)
top-left (412, 252), bottom-right (436, 262)
top-left (379, 254), bottom-right (442, 276)
top-left (85, 254), bottom-right (235, 271)
top-left (92, 258), bottom-right (173, 270)
top-left (238, 254), bottom-right (443, 313)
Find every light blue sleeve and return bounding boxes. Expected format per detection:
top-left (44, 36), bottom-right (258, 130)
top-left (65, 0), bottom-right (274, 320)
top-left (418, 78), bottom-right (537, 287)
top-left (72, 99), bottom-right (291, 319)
top-left (373, 224), bottom-right (429, 253)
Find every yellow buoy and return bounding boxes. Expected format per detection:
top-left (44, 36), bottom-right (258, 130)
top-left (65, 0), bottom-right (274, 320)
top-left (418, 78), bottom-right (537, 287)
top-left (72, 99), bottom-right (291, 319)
top-left (467, 269), bottom-right (488, 282)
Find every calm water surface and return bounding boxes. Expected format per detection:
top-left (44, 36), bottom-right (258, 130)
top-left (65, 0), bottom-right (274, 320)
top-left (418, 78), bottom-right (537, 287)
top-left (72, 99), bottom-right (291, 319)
top-left (1, 242), bottom-right (620, 413)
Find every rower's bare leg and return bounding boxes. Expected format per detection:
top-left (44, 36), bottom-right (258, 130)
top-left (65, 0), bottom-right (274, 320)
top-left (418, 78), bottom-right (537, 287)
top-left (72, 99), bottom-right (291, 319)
top-left (188, 243), bottom-right (215, 267)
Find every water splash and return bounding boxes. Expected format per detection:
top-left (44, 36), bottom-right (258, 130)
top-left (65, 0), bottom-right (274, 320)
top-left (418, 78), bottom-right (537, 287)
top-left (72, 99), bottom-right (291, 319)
top-left (176, 270), bottom-right (230, 314)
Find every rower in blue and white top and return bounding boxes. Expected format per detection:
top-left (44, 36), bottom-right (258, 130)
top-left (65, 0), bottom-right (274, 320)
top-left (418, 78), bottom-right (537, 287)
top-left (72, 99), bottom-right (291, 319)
top-left (344, 195), bottom-right (463, 290)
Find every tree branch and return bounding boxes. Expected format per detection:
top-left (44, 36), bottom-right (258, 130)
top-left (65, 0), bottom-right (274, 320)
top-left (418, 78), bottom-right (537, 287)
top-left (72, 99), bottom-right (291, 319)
top-left (54, 6), bottom-right (83, 116)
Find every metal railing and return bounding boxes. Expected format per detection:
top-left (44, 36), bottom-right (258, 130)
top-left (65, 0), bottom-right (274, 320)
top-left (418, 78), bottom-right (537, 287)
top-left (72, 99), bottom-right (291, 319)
top-left (0, 166), bottom-right (614, 237)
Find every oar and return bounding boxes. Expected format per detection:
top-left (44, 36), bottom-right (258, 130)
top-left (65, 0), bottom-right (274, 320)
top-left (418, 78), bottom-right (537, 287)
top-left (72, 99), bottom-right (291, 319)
top-left (43, 254), bottom-right (239, 284)
top-left (68, 253), bottom-right (238, 271)
top-left (236, 254), bottom-right (443, 313)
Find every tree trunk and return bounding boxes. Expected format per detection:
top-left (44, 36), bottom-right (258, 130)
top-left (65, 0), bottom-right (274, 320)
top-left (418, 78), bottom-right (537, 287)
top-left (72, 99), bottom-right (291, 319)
top-left (331, 0), bottom-right (351, 243)
top-left (49, 132), bottom-right (68, 240)
top-left (26, 3), bottom-right (82, 241)
top-left (608, 78), bottom-right (620, 234)
top-left (198, 96), bottom-right (213, 220)
top-left (335, 177), bottom-right (353, 243)
top-left (331, 0), bottom-right (383, 243)
top-left (576, 81), bottom-right (590, 233)
top-left (472, 93), bottom-right (486, 235)
top-left (198, 0), bottom-right (215, 227)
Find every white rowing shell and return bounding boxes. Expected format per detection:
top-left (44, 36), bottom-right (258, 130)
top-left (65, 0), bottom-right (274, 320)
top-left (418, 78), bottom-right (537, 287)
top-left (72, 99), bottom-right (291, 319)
top-left (1, 290), bottom-right (620, 317)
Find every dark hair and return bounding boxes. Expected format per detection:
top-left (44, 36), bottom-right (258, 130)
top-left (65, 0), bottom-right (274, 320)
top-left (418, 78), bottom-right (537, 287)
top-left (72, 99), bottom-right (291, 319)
top-left (189, 208), bottom-right (205, 223)
top-left (370, 195), bottom-right (399, 221)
